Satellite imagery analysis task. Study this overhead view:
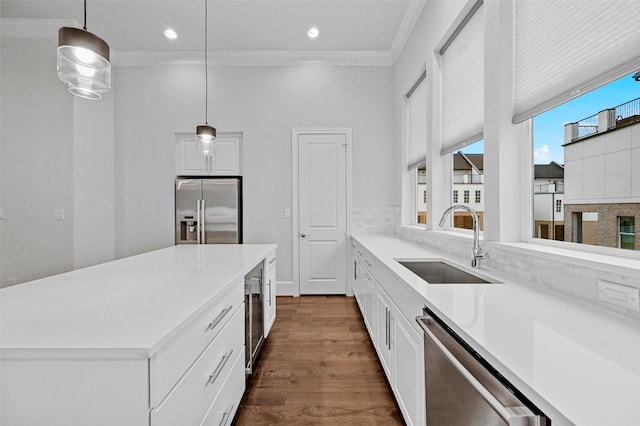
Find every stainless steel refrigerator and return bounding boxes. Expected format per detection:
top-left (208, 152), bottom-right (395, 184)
top-left (175, 178), bottom-right (242, 244)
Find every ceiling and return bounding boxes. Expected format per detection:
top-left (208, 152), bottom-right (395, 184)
top-left (1, 0), bottom-right (423, 64)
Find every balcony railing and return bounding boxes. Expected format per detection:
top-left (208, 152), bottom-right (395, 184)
top-left (615, 97), bottom-right (640, 128)
top-left (565, 97), bottom-right (640, 143)
top-left (453, 173), bottom-right (483, 184)
top-left (534, 183), bottom-right (564, 194)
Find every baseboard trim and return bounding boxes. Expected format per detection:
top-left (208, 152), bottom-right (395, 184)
top-left (276, 281), bottom-right (295, 296)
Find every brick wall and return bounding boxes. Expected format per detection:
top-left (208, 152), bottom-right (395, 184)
top-left (564, 203), bottom-right (640, 250)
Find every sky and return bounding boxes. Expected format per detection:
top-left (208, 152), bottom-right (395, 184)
top-left (533, 72), bottom-right (640, 164)
top-left (458, 72), bottom-right (640, 163)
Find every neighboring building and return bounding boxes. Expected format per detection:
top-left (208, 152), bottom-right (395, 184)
top-left (562, 97), bottom-right (640, 250)
top-left (417, 166), bottom-right (427, 224)
top-left (452, 152), bottom-right (484, 230)
top-left (533, 161), bottom-right (565, 240)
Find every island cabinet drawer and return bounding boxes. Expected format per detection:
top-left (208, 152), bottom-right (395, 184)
top-left (151, 306), bottom-right (244, 426)
top-left (199, 348), bottom-right (245, 426)
top-left (150, 280), bottom-right (243, 406)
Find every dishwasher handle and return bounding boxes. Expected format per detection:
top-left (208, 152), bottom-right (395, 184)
top-left (416, 315), bottom-right (535, 426)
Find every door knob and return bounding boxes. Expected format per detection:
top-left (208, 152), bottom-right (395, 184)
top-left (300, 233), bottom-right (311, 238)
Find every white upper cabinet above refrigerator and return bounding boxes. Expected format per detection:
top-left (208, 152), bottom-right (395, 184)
top-left (176, 132), bottom-right (242, 176)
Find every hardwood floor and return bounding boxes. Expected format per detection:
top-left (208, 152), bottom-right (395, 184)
top-left (234, 296), bottom-right (403, 425)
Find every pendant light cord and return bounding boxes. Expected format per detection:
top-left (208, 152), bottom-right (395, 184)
top-left (204, 0), bottom-right (208, 125)
top-left (83, 0), bottom-right (87, 30)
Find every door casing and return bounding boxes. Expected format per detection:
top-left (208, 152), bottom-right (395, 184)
top-left (291, 127), bottom-right (352, 297)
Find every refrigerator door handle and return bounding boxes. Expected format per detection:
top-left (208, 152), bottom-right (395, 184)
top-left (196, 199), bottom-right (202, 244)
top-left (200, 199), bottom-right (206, 244)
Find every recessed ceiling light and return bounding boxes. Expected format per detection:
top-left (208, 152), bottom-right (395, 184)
top-left (164, 29), bottom-right (178, 40)
top-left (307, 27), bottom-right (319, 39)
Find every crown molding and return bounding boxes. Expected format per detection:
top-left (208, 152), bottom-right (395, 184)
top-left (112, 50), bottom-right (394, 67)
top-left (1, 18), bottom-right (80, 39)
top-left (390, 0), bottom-right (427, 63)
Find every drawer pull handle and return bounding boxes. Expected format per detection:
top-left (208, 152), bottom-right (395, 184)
top-left (207, 305), bottom-right (233, 331)
top-left (219, 404), bottom-right (235, 426)
top-left (208, 349), bottom-right (234, 385)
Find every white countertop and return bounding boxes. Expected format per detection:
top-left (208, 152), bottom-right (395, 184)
top-left (353, 233), bottom-right (640, 426)
top-left (0, 244), bottom-right (276, 358)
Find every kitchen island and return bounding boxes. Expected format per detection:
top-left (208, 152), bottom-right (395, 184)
top-left (0, 244), bottom-right (276, 426)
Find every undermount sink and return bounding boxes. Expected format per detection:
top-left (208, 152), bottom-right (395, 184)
top-left (396, 259), bottom-right (498, 284)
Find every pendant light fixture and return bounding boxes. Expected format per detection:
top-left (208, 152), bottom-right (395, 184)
top-left (196, 0), bottom-right (216, 156)
top-left (57, 0), bottom-right (111, 100)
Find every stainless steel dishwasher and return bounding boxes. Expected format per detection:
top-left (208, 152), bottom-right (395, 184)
top-left (416, 308), bottom-right (549, 426)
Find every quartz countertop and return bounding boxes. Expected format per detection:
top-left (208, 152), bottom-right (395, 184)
top-left (0, 244), bottom-right (276, 358)
top-left (352, 233), bottom-right (640, 426)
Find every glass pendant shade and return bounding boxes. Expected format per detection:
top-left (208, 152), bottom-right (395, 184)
top-left (57, 27), bottom-right (111, 100)
top-left (196, 124), bottom-right (216, 142)
top-left (196, 124), bottom-right (216, 156)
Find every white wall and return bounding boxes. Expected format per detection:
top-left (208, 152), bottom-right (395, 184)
top-left (1, 37), bottom-right (74, 286)
top-left (0, 36), bottom-right (116, 287)
top-left (73, 91), bottom-right (115, 269)
top-left (564, 125), bottom-right (640, 204)
top-left (113, 64), bottom-right (395, 282)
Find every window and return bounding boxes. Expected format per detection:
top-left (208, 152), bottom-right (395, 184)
top-left (532, 73), bottom-right (640, 249)
top-left (619, 217), bottom-right (635, 250)
top-left (405, 70), bottom-right (427, 226)
top-left (451, 140), bottom-right (484, 231)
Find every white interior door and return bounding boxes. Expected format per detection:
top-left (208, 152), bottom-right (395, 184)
top-left (296, 129), bottom-right (349, 295)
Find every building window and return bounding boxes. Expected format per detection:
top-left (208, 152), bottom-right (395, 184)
top-left (475, 190), bottom-right (481, 203)
top-left (619, 216), bottom-right (635, 250)
top-left (453, 190), bottom-right (458, 203)
top-left (555, 199), bottom-right (562, 213)
top-left (463, 190), bottom-right (469, 203)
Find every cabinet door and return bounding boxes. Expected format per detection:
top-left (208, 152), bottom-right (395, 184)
top-left (352, 257), bottom-right (365, 313)
top-left (363, 272), bottom-right (375, 336)
top-left (393, 312), bottom-right (425, 426)
top-left (263, 264), bottom-right (276, 337)
top-left (176, 134), bottom-right (210, 176)
top-left (211, 135), bottom-right (241, 175)
top-left (375, 291), bottom-right (393, 379)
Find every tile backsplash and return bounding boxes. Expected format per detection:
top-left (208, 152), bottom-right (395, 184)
top-left (394, 223), bottom-right (640, 322)
top-left (352, 206), bottom-right (397, 234)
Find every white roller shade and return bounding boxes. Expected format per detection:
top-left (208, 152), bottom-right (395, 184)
top-left (407, 72), bottom-right (427, 169)
top-left (514, 0), bottom-right (640, 123)
top-left (441, 2), bottom-right (484, 155)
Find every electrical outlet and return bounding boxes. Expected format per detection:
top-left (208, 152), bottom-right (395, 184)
top-left (284, 209), bottom-right (291, 218)
top-left (0, 208), bottom-right (4, 220)
top-left (7, 277), bottom-right (16, 286)
top-left (598, 280), bottom-right (640, 312)
top-left (53, 209), bottom-right (65, 220)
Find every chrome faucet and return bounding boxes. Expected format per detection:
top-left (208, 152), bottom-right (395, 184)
top-left (438, 204), bottom-right (486, 268)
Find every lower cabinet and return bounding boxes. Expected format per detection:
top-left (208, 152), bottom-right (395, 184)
top-left (150, 306), bottom-right (244, 426)
top-left (351, 242), bottom-right (425, 426)
top-left (393, 308), bottom-right (426, 426)
top-left (375, 290), bottom-right (394, 378)
top-left (263, 256), bottom-right (277, 337)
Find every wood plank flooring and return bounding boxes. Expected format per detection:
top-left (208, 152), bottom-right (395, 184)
top-left (234, 296), bottom-right (403, 425)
